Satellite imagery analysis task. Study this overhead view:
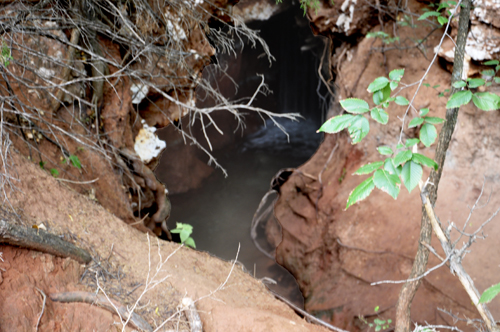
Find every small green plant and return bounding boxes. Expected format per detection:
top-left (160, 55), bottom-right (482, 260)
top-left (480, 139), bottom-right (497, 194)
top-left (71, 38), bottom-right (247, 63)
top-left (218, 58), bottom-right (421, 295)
top-left (366, 31), bottom-right (400, 45)
top-left (62, 154), bottom-right (82, 169)
top-left (0, 40), bottom-right (12, 67)
top-left (319, 60), bottom-right (500, 209)
top-left (50, 169), bottom-right (59, 177)
top-left (68, 155), bottom-right (82, 169)
top-left (359, 307), bottom-right (393, 331)
top-left (418, 0), bottom-right (457, 26)
top-left (170, 222), bottom-right (196, 248)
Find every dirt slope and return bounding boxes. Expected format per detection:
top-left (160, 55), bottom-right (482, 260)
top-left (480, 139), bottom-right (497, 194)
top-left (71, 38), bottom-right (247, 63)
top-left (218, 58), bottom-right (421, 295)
top-left (0, 150), bottom-right (329, 332)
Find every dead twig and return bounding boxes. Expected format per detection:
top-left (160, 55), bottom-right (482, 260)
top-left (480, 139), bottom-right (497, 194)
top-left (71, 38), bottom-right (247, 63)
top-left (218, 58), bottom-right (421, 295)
top-left (35, 287), bottom-right (46, 332)
top-left (50, 291), bottom-right (153, 332)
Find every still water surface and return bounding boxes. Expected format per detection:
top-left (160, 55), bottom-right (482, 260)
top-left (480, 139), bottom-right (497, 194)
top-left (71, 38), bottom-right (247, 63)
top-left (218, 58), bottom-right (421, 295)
top-left (167, 118), bottom-right (322, 307)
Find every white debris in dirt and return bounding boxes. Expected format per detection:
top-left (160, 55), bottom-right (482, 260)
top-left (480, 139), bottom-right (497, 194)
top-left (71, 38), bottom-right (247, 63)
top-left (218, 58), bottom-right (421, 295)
top-left (166, 16), bottom-right (187, 42)
top-left (233, 1), bottom-right (280, 22)
top-left (130, 84), bottom-right (149, 104)
top-left (434, 44), bottom-right (455, 61)
top-left (134, 120), bottom-right (166, 164)
top-left (190, 49), bottom-right (200, 60)
top-left (465, 25), bottom-right (500, 61)
top-left (473, 0), bottom-right (500, 24)
top-left (37, 67), bottom-right (55, 79)
top-left (336, 0), bottom-right (357, 32)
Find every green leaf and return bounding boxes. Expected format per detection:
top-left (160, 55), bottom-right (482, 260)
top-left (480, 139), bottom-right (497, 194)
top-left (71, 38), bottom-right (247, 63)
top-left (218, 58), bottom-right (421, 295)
top-left (377, 146), bottom-right (393, 155)
top-left (389, 69), bottom-right (404, 81)
top-left (481, 69), bottom-right (495, 77)
top-left (50, 168), bottom-right (59, 177)
top-left (370, 108), bottom-right (389, 124)
top-left (433, 85), bottom-right (440, 89)
top-left (422, 83), bottom-right (431, 87)
top-left (346, 176), bottom-right (375, 209)
top-left (419, 108), bottom-right (429, 116)
top-left (424, 116), bottom-right (445, 124)
top-left (374, 306), bottom-right (380, 312)
top-left (390, 81), bottom-right (399, 91)
top-left (418, 11), bottom-right (440, 20)
top-left (318, 114), bottom-right (354, 133)
top-left (395, 96), bottom-right (409, 106)
top-left (446, 90), bottom-right (473, 109)
top-left (393, 150), bottom-right (413, 166)
top-left (354, 161), bottom-right (384, 175)
top-left (367, 77), bottom-right (390, 93)
top-left (373, 84), bottom-right (391, 105)
top-left (452, 80), bottom-right (467, 88)
top-left (184, 237), bottom-right (196, 249)
top-left (406, 138), bottom-right (420, 147)
top-left (472, 92), bottom-right (500, 111)
top-left (180, 229), bottom-right (190, 243)
top-left (479, 282), bottom-right (500, 304)
top-left (467, 78), bottom-right (486, 88)
top-left (171, 222), bottom-right (194, 244)
top-left (384, 158), bottom-right (402, 176)
top-left (408, 117), bottom-right (424, 128)
top-left (495, 77), bottom-right (500, 84)
top-left (401, 160), bottom-right (423, 193)
top-left (39, 161), bottom-right (46, 169)
top-left (373, 169), bottom-right (400, 199)
top-left (483, 60), bottom-right (500, 66)
top-left (69, 155), bottom-right (82, 169)
top-left (340, 98), bottom-right (370, 114)
top-left (396, 143), bottom-right (404, 149)
top-left (420, 123), bottom-right (438, 147)
top-left (348, 115), bottom-right (370, 144)
top-left (437, 15), bottom-right (448, 25)
top-left (412, 153), bottom-right (438, 170)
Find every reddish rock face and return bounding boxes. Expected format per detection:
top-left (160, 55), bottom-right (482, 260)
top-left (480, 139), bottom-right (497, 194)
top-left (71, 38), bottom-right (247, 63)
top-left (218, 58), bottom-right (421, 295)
top-left (273, 0), bottom-right (500, 329)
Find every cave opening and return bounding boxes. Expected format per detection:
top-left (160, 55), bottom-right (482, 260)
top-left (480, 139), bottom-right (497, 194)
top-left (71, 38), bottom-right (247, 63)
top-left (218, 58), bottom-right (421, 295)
top-left (155, 2), bottom-right (334, 307)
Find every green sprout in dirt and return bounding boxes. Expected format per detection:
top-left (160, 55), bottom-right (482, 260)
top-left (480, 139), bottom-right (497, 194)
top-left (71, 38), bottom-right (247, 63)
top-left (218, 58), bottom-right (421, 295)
top-left (171, 222), bottom-right (196, 249)
top-left (0, 40), bottom-right (12, 67)
top-left (366, 31), bottom-right (400, 45)
top-left (358, 306), bottom-right (392, 332)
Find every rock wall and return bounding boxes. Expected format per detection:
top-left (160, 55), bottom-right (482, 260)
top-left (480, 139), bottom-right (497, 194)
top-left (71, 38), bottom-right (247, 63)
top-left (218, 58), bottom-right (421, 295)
top-left (274, 0), bottom-right (500, 330)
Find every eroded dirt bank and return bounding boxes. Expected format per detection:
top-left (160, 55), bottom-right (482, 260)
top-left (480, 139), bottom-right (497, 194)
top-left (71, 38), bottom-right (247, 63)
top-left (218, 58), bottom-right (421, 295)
top-left (273, 0), bottom-right (500, 329)
top-left (0, 150), bottom-right (329, 332)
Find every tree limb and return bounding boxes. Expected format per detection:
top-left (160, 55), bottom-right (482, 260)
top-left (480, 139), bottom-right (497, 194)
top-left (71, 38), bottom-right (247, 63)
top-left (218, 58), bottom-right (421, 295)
top-left (395, 1), bottom-right (472, 331)
top-left (420, 189), bottom-right (498, 332)
top-left (0, 219), bottom-right (91, 264)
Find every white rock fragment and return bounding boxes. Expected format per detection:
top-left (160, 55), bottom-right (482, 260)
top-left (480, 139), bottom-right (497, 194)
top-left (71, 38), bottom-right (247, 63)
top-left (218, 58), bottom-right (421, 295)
top-left (190, 49), bottom-right (200, 60)
top-left (166, 17), bottom-right (187, 42)
top-left (134, 120), bottom-right (166, 163)
top-left (336, 0), bottom-right (357, 32)
top-left (130, 84), bottom-right (149, 104)
top-left (233, 1), bottom-right (280, 22)
top-left (465, 25), bottom-right (500, 61)
top-left (37, 67), bottom-right (55, 79)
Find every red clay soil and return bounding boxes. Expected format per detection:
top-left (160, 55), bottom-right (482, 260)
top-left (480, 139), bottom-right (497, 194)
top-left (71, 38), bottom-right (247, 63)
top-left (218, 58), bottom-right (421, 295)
top-left (273, 0), bottom-right (500, 330)
top-left (0, 150), bottom-right (329, 332)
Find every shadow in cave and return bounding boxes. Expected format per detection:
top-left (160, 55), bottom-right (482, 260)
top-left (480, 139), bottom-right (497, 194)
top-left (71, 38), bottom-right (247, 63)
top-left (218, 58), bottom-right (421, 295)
top-left (155, 4), bottom-right (332, 309)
